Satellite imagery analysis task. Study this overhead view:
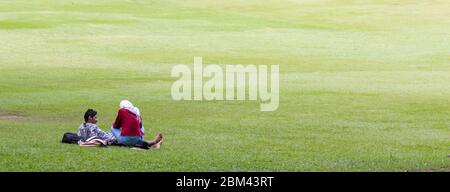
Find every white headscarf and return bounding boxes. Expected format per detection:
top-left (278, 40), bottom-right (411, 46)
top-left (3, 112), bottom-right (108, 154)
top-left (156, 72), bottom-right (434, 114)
top-left (119, 100), bottom-right (140, 116)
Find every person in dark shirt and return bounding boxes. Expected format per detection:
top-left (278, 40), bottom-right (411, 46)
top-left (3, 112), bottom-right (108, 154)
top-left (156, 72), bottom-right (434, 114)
top-left (78, 109), bottom-right (116, 144)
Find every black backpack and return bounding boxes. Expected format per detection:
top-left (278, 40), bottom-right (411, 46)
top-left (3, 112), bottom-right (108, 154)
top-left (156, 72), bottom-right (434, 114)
top-left (62, 132), bottom-right (81, 144)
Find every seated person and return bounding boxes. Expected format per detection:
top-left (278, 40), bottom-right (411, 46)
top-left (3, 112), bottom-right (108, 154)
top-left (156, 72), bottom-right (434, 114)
top-left (78, 109), bottom-right (116, 145)
top-left (111, 100), bottom-right (163, 149)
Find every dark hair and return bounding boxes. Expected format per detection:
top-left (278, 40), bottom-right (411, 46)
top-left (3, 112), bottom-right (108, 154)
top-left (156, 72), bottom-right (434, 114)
top-left (84, 109), bottom-right (97, 122)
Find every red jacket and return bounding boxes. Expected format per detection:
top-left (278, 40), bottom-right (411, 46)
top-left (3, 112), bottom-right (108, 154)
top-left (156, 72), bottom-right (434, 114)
top-left (113, 108), bottom-right (144, 137)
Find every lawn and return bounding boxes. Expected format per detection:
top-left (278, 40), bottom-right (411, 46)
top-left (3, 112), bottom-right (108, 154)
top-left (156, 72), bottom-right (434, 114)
top-left (0, 0), bottom-right (449, 171)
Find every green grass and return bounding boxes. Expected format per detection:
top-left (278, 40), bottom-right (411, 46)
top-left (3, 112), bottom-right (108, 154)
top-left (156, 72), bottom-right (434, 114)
top-left (0, 0), bottom-right (449, 171)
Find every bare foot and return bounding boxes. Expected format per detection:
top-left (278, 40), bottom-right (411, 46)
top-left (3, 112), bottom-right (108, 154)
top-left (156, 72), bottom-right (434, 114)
top-left (152, 134), bottom-right (164, 149)
top-left (153, 133), bottom-right (163, 143)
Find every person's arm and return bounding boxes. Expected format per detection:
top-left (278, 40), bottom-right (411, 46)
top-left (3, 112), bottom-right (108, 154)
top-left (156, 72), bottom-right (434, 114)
top-left (139, 116), bottom-right (145, 135)
top-left (93, 125), bottom-right (114, 141)
top-left (112, 109), bottom-right (123, 128)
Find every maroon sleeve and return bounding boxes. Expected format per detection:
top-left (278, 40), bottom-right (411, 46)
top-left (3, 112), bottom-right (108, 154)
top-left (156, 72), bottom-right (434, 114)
top-left (112, 109), bottom-right (123, 128)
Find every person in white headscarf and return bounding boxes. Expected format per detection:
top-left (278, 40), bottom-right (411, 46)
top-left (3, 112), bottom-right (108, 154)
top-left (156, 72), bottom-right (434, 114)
top-left (119, 100), bottom-right (140, 116)
top-left (111, 100), bottom-right (163, 149)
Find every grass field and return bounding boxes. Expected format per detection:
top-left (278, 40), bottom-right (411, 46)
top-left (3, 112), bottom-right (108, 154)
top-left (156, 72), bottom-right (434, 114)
top-left (0, 0), bottom-right (449, 171)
